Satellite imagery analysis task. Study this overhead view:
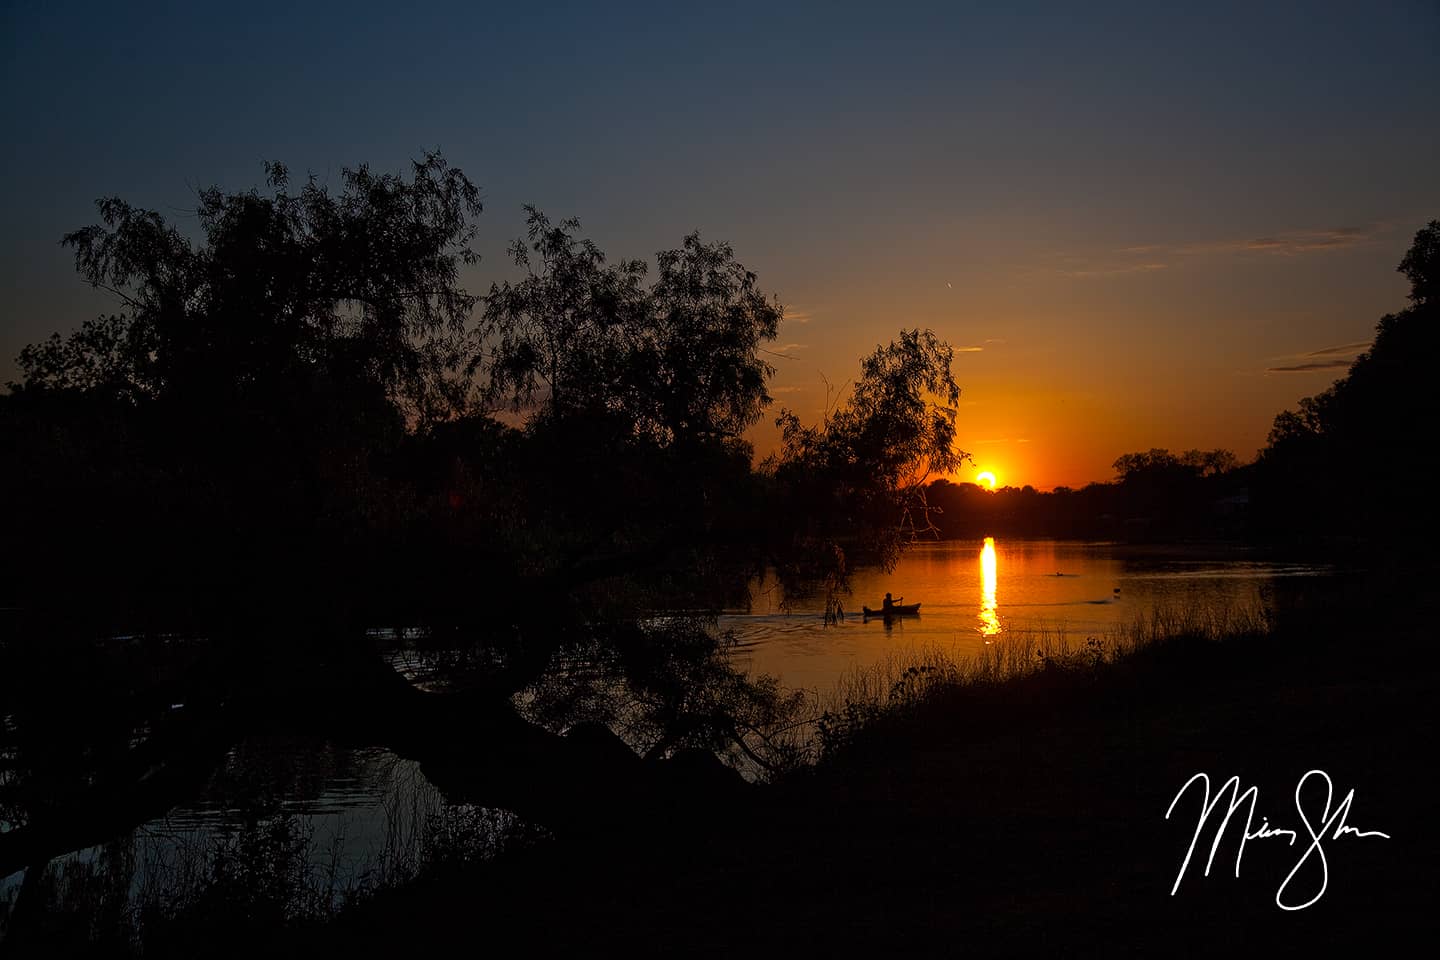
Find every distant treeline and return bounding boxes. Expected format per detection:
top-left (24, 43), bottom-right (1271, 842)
top-left (924, 448), bottom-right (1250, 542)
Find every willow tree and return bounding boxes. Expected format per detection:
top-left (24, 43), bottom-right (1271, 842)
top-left (475, 205), bottom-right (781, 447)
top-left (5, 152), bottom-right (487, 619)
top-left (766, 328), bottom-right (972, 616)
top-left (19, 152), bottom-right (481, 425)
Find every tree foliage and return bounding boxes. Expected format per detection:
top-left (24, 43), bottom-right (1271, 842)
top-left (768, 329), bottom-right (969, 596)
top-left (774, 329), bottom-right (965, 489)
top-left (16, 152), bottom-right (482, 426)
top-left (1112, 448), bottom-right (1237, 482)
top-left (474, 207), bottom-right (781, 448)
top-left (1398, 218), bottom-right (1438, 306)
top-left (1256, 219), bottom-right (1440, 541)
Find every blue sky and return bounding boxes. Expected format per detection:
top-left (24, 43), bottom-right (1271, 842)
top-left (4, 1), bottom-right (1438, 485)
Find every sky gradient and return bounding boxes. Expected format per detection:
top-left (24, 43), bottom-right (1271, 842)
top-left (3, 1), bottom-right (1438, 488)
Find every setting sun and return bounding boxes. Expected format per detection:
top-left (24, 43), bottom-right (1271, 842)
top-left (975, 471), bottom-right (997, 491)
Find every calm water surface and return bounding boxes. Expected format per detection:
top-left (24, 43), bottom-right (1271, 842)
top-left (725, 538), bottom-right (1332, 693)
top-left (1, 539), bottom-right (1333, 913)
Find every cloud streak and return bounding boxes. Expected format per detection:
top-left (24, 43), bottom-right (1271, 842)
top-left (1230, 226), bottom-right (1376, 255)
top-left (1058, 262), bottom-right (1169, 279)
top-left (1180, 224), bottom-right (1385, 258)
top-left (1298, 340), bottom-right (1371, 357)
top-left (1267, 359), bottom-right (1353, 372)
top-left (1265, 339), bottom-right (1370, 373)
top-left (1053, 222), bottom-right (1388, 280)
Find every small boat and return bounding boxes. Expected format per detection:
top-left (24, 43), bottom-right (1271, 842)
top-left (861, 602), bottom-right (921, 618)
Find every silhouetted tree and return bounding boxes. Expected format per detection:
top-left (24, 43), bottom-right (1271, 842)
top-left (1104, 448), bottom-right (1243, 540)
top-left (17, 153), bottom-right (481, 426)
top-left (1256, 219), bottom-right (1440, 545)
top-left (2, 154), bottom-right (486, 621)
top-left (475, 206), bottom-right (781, 448)
top-left (767, 329), bottom-right (970, 610)
top-left (1398, 219), bottom-right (1438, 306)
top-left (1112, 448), bottom-right (1236, 482)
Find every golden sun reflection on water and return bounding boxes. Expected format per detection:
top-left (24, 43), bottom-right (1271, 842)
top-left (979, 536), bottom-right (1000, 637)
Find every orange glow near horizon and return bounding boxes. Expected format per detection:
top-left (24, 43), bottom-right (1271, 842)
top-left (742, 281), bottom-right (1373, 490)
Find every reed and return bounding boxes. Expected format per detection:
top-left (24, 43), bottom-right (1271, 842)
top-left (815, 600), bottom-right (1275, 757)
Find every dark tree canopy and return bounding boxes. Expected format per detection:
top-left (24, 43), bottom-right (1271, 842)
top-left (766, 329), bottom-right (969, 606)
top-left (1398, 218), bottom-right (1438, 306)
top-left (16, 152), bottom-right (483, 427)
top-left (1112, 448), bottom-right (1237, 482)
top-left (475, 207), bottom-right (781, 450)
top-left (1265, 220), bottom-right (1439, 454)
top-left (773, 329), bottom-right (966, 491)
top-left (1256, 219), bottom-right (1440, 541)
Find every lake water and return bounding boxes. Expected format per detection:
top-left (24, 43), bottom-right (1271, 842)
top-left (0, 745), bottom-right (511, 921)
top-left (1, 538), bottom-right (1334, 926)
top-left (724, 538), bottom-right (1332, 693)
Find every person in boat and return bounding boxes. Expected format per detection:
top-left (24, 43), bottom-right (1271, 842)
top-left (882, 592), bottom-right (903, 613)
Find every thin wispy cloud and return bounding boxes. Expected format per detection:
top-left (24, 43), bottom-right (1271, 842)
top-left (1265, 339), bottom-right (1370, 374)
top-left (1054, 222), bottom-right (1388, 280)
top-left (1058, 262), bottom-right (1169, 279)
top-left (955, 345), bottom-right (985, 353)
top-left (1230, 226), bottom-right (1376, 255)
top-left (783, 309), bottom-right (814, 324)
top-left (762, 343), bottom-right (809, 361)
top-left (1268, 359), bottom-right (1353, 372)
top-left (1151, 223), bottom-right (1382, 261)
top-left (1299, 340), bottom-right (1371, 357)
